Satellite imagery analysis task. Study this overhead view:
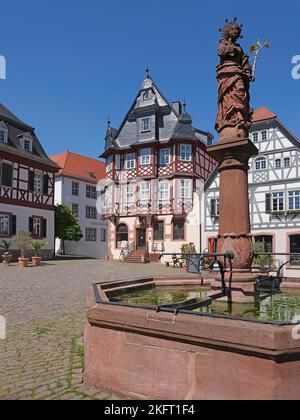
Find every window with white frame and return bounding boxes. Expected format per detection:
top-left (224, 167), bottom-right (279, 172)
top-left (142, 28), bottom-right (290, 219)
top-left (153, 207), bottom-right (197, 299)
top-left (159, 182), bottom-right (169, 202)
top-left (24, 139), bottom-right (32, 152)
top-left (140, 182), bottom-right (150, 202)
top-left (289, 191), bottom-right (300, 211)
top-left (86, 228), bottom-right (97, 242)
top-left (180, 144), bottom-right (192, 162)
top-left (261, 130), bottom-right (268, 141)
top-left (34, 173), bottom-right (43, 194)
top-left (72, 181), bottom-right (79, 196)
top-left (86, 185), bottom-right (97, 199)
top-left (284, 157), bottom-right (291, 168)
top-left (86, 206), bottom-right (97, 220)
top-left (0, 130), bottom-right (7, 144)
top-left (106, 156), bottom-right (113, 174)
top-left (180, 179), bottom-right (192, 200)
top-left (210, 198), bottom-right (220, 217)
top-left (33, 217), bottom-right (42, 238)
top-left (160, 149), bottom-right (171, 166)
top-left (252, 132), bottom-right (259, 143)
top-left (100, 228), bottom-right (107, 242)
top-left (275, 159), bottom-right (282, 169)
top-left (141, 118), bottom-right (150, 133)
top-left (105, 185), bottom-right (113, 206)
top-left (272, 192), bottom-right (285, 212)
top-left (125, 153), bottom-right (136, 170)
top-left (140, 148), bottom-right (151, 166)
top-left (255, 157), bottom-right (267, 171)
top-left (0, 214), bottom-right (10, 236)
top-left (126, 184), bottom-right (135, 204)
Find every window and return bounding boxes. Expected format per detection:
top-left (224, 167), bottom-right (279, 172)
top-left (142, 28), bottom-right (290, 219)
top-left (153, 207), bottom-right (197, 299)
top-left (159, 182), bottom-right (169, 202)
top-left (254, 236), bottom-right (273, 253)
top-left (33, 217), bottom-right (42, 238)
top-left (0, 163), bottom-right (13, 187)
top-left (261, 130), bottom-right (268, 141)
top-left (125, 153), bottom-right (136, 170)
top-left (141, 182), bottom-right (150, 202)
top-left (0, 130), bottom-right (7, 144)
top-left (105, 186), bottom-right (113, 206)
top-left (289, 191), bottom-right (300, 211)
top-left (142, 118), bottom-right (150, 132)
top-left (284, 158), bottom-right (291, 168)
top-left (275, 159), bottom-right (282, 169)
top-left (86, 206), bottom-right (97, 220)
top-left (116, 224), bottom-right (128, 248)
top-left (180, 179), bottom-right (192, 199)
top-left (153, 221), bottom-right (164, 241)
top-left (126, 184), bottom-right (135, 204)
top-left (290, 235), bottom-right (300, 266)
top-left (272, 192), bottom-right (284, 212)
top-left (72, 204), bottom-right (79, 218)
top-left (255, 157), bottom-right (267, 171)
top-left (24, 140), bottom-right (31, 152)
top-left (143, 91), bottom-right (150, 101)
top-left (0, 215), bottom-right (10, 237)
top-left (86, 185), bottom-right (97, 199)
top-left (252, 132), bottom-right (259, 142)
top-left (160, 149), bottom-right (171, 166)
top-left (72, 181), bottom-right (79, 196)
top-left (210, 198), bottom-right (220, 217)
top-left (140, 148), bottom-right (151, 166)
top-left (86, 228), bottom-right (97, 242)
top-left (180, 144), bottom-right (192, 162)
top-left (100, 228), bottom-right (107, 242)
top-left (34, 173), bottom-right (43, 194)
top-left (173, 219), bottom-right (185, 241)
top-left (106, 156), bottom-right (113, 174)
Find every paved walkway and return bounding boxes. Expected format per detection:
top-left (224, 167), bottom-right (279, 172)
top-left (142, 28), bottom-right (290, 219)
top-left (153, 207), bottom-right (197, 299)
top-left (0, 258), bottom-right (188, 400)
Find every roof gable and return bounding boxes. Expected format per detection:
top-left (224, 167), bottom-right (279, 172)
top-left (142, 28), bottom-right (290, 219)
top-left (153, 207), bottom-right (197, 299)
top-left (252, 106), bottom-right (276, 123)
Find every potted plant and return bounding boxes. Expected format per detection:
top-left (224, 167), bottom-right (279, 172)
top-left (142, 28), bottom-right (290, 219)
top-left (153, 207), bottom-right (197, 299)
top-left (0, 240), bottom-right (13, 266)
top-left (13, 232), bottom-right (32, 268)
top-left (31, 241), bottom-right (48, 266)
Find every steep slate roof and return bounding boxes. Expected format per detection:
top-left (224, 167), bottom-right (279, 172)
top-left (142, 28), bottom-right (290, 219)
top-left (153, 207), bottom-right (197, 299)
top-left (102, 75), bottom-right (212, 155)
top-left (51, 151), bottom-right (106, 183)
top-left (0, 102), bottom-right (59, 170)
top-left (252, 106), bottom-right (277, 123)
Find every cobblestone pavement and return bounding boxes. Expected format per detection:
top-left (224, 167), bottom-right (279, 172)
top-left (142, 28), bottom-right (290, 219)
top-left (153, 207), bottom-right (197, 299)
top-left (0, 258), bottom-right (189, 400)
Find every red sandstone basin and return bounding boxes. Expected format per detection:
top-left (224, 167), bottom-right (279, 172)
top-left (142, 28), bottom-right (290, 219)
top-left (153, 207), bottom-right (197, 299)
top-left (85, 277), bottom-right (300, 400)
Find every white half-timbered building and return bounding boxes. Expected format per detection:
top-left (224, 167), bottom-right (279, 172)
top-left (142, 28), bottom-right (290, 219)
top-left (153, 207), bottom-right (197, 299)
top-left (0, 102), bottom-right (59, 260)
top-left (203, 106), bottom-right (300, 278)
top-left (102, 73), bottom-right (217, 262)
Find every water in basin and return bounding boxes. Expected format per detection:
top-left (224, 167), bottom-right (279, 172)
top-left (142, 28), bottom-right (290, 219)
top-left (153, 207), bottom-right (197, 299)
top-left (108, 285), bottom-right (300, 323)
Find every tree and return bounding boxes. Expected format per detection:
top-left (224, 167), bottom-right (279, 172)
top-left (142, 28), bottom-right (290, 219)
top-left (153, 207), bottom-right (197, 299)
top-left (55, 204), bottom-right (83, 255)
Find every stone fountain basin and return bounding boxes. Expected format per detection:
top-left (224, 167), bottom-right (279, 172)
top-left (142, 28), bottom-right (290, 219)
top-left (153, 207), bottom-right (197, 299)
top-left (85, 277), bottom-right (300, 400)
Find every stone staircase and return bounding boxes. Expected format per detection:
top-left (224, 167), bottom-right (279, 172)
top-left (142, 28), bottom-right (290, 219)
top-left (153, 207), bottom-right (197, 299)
top-left (123, 250), bottom-right (143, 263)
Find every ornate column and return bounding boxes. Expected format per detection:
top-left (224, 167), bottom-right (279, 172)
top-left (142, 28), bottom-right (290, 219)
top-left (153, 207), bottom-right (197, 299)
top-left (208, 19), bottom-right (259, 302)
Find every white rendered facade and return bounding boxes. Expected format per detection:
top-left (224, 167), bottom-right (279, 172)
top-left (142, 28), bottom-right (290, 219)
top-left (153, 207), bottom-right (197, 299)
top-left (54, 175), bottom-right (108, 258)
top-left (203, 109), bottom-right (300, 278)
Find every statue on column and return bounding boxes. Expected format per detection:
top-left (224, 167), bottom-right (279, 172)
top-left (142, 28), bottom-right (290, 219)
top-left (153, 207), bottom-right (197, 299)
top-left (215, 18), bottom-right (254, 143)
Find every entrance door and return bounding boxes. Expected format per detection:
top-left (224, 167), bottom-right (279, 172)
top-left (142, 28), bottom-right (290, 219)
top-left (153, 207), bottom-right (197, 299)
top-left (137, 229), bottom-right (146, 249)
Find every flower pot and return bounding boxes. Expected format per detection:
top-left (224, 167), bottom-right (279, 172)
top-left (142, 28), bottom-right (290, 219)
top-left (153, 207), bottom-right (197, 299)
top-left (18, 258), bottom-right (29, 268)
top-left (2, 253), bottom-right (11, 266)
top-left (32, 256), bottom-right (42, 266)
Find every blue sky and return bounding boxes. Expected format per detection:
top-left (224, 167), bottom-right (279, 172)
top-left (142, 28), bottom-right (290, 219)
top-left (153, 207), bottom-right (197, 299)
top-left (0, 0), bottom-right (299, 159)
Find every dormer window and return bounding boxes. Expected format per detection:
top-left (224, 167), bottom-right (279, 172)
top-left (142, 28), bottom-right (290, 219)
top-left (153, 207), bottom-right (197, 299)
top-left (0, 121), bottom-right (8, 144)
top-left (19, 133), bottom-right (33, 153)
top-left (142, 118), bottom-right (150, 133)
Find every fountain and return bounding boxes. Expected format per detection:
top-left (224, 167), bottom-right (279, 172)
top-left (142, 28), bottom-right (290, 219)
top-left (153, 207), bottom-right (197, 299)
top-left (84, 21), bottom-right (300, 400)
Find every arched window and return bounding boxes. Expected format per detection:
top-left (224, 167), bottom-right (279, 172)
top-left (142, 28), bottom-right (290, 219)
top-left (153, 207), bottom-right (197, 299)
top-left (255, 157), bottom-right (267, 171)
top-left (116, 224), bottom-right (128, 249)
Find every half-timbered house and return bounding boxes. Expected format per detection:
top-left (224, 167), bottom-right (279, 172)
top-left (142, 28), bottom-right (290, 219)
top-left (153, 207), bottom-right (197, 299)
top-left (101, 74), bottom-right (216, 261)
top-left (203, 106), bottom-right (300, 278)
top-left (0, 102), bottom-right (59, 260)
